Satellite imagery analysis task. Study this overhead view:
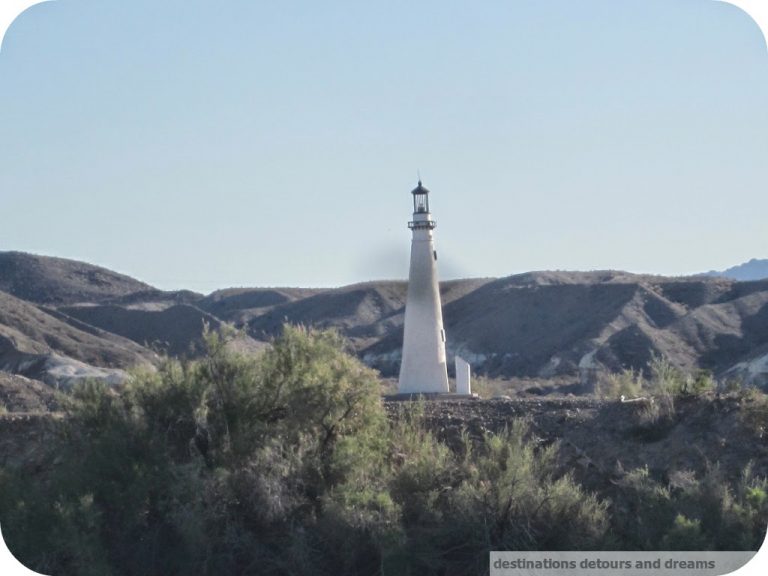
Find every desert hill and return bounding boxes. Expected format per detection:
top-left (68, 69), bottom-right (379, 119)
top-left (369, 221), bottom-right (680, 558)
top-left (0, 251), bottom-right (151, 305)
top-left (0, 252), bottom-right (267, 386)
top-left (240, 270), bottom-right (768, 386)
top-left (198, 287), bottom-right (324, 323)
top-left (706, 258), bottom-right (768, 282)
top-left (0, 290), bottom-right (155, 368)
top-left (2, 251), bottom-right (768, 389)
top-left (60, 303), bottom-right (226, 357)
top-left (0, 289), bottom-right (156, 388)
top-left (0, 372), bottom-right (68, 413)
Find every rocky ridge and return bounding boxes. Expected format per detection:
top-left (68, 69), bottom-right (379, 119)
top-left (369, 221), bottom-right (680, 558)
top-left (2, 251), bottom-right (768, 390)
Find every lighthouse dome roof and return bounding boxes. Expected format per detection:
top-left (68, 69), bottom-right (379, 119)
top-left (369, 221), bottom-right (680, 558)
top-left (411, 181), bottom-right (430, 195)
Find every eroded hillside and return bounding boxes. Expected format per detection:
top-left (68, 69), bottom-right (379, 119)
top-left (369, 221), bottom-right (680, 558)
top-left (2, 251), bottom-right (768, 389)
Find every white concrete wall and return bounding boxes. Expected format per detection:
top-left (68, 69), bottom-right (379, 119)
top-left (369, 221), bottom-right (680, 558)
top-left (455, 356), bottom-right (471, 395)
top-left (398, 212), bottom-right (450, 393)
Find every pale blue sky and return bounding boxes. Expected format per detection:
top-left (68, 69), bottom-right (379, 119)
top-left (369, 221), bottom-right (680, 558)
top-left (1, 0), bottom-right (766, 293)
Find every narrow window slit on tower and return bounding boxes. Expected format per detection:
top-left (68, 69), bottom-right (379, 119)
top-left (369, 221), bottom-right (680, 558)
top-left (433, 250), bottom-right (437, 261)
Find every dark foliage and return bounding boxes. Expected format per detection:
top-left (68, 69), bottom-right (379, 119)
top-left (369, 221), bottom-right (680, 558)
top-left (1, 327), bottom-right (766, 576)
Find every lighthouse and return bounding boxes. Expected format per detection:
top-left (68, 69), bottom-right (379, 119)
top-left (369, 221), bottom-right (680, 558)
top-left (398, 181), bottom-right (450, 394)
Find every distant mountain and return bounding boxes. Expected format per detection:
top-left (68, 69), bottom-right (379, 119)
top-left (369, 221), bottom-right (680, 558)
top-left (706, 258), bottom-right (768, 281)
top-left (198, 287), bottom-right (324, 323)
top-left (0, 252), bottom-right (264, 387)
top-left (245, 279), bottom-right (491, 356)
top-left (3, 251), bottom-right (768, 390)
top-left (60, 303), bottom-right (227, 357)
top-left (0, 290), bottom-right (155, 367)
top-left (235, 270), bottom-right (768, 387)
top-left (355, 271), bottom-right (768, 385)
top-left (0, 251), bottom-right (152, 305)
top-left (0, 289), bottom-right (156, 388)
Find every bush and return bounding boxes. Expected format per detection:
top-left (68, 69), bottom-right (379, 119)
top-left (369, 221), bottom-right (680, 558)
top-left (2, 327), bottom-right (766, 576)
top-left (612, 463), bottom-right (768, 551)
top-left (603, 357), bottom-right (716, 434)
top-left (648, 355), bottom-right (714, 397)
top-left (662, 514), bottom-right (708, 550)
top-left (1, 325), bottom-right (392, 576)
top-left (632, 393), bottom-right (676, 433)
top-left (596, 369), bottom-right (644, 399)
top-left (739, 387), bottom-right (768, 439)
top-left (385, 415), bottom-right (609, 574)
top-left (648, 354), bottom-right (687, 396)
top-left (612, 466), bottom-right (676, 549)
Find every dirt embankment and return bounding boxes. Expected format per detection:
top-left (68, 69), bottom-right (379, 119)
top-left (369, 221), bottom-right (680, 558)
top-left (385, 395), bottom-right (768, 491)
top-left (2, 394), bottom-right (766, 494)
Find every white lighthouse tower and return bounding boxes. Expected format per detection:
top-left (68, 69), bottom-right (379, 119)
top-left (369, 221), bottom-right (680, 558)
top-left (398, 181), bottom-right (450, 394)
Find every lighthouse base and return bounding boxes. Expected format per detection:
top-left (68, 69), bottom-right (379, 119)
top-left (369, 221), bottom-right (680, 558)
top-left (384, 392), bottom-right (479, 402)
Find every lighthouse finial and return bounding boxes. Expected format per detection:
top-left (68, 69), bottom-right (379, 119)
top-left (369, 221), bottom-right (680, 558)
top-left (417, 169), bottom-right (421, 187)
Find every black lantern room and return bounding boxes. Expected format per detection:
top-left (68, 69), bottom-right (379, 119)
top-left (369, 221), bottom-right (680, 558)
top-left (411, 180), bottom-right (430, 214)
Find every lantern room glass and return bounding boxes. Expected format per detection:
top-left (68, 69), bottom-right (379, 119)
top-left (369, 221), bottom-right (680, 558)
top-left (413, 192), bottom-right (429, 214)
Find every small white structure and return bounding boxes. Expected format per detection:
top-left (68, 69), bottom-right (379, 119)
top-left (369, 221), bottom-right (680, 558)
top-left (398, 181), bottom-right (450, 394)
top-left (455, 356), bottom-right (471, 395)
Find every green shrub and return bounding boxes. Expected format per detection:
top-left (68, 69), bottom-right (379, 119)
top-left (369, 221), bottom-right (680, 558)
top-left (256, 324), bottom-right (386, 452)
top-left (723, 378), bottom-right (742, 394)
top-left (649, 354), bottom-right (687, 396)
top-left (613, 463), bottom-right (768, 551)
top-left (385, 417), bottom-right (609, 575)
top-left (715, 464), bottom-right (768, 550)
top-left (596, 368), bottom-right (644, 399)
top-left (1, 325), bottom-right (393, 576)
top-left (633, 393), bottom-right (676, 431)
top-left (470, 376), bottom-right (511, 399)
top-left (689, 370), bottom-right (716, 395)
top-left (3, 326), bottom-right (765, 576)
top-left (739, 387), bottom-right (768, 439)
top-left (662, 514), bottom-right (708, 550)
top-left (612, 466), bottom-right (676, 549)
top-left (647, 355), bottom-right (714, 397)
